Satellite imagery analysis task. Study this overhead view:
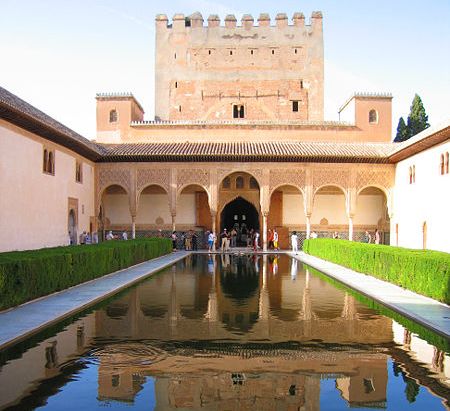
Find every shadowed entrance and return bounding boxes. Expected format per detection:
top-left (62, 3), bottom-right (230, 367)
top-left (221, 197), bottom-right (259, 246)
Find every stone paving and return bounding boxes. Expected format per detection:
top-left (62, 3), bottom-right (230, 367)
top-left (0, 251), bottom-right (189, 350)
top-left (292, 252), bottom-right (450, 339)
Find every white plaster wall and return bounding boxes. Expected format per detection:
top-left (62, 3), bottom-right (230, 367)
top-left (392, 140), bottom-right (450, 252)
top-left (136, 194), bottom-right (171, 225)
top-left (103, 194), bottom-right (131, 224)
top-left (282, 193), bottom-right (306, 225)
top-left (354, 195), bottom-right (385, 225)
top-left (311, 194), bottom-right (347, 224)
top-left (0, 120), bottom-right (95, 252)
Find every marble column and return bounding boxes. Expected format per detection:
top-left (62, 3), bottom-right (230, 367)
top-left (262, 212), bottom-right (268, 251)
top-left (131, 215), bottom-right (136, 239)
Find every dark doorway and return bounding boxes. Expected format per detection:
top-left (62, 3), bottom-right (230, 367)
top-left (221, 197), bottom-right (259, 246)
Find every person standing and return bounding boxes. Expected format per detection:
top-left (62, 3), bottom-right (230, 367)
top-left (268, 229), bottom-right (274, 250)
top-left (363, 231), bottom-right (371, 243)
top-left (220, 229), bottom-right (228, 252)
top-left (254, 231), bottom-right (260, 252)
top-left (375, 229), bottom-right (381, 244)
top-left (208, 231), bottom-right (215, 252)
top-left (122, 231), bottom-right (128, 240)
top-left (291, 231), bottom-right (298, 253)
top-left (192, 231), bottom-right (198, 251)
top-left (230, 228), bottom-right (237, 248)
top-left (273, 229), bottom-right (279, 250)
top-left (171, 231), bottom-right (177, 251)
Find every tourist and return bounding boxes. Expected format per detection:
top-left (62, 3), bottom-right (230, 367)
top-left (268, 229), bottom-right (274, 249)
top-left (157, 229), bottom-right (163, 237)
top-left (79, 231), bottom-right (86, 245)
top-left (363, 231), bottom-right (372, 243)
top-left (273, 228), bottom-right (279, 250)
top-left (310, 231), bottom-right (318, 239)
top-left (122, 231), bottom-right (128, 240)
top-left (171, 231), bottom-right (177, 251)
top-left (253, 231), bottom-right (260, 252)
top-left (248, 229), bottom-right (254, 248)
top-left (106, 231), bottom-right (114, 241)
top-left (208, 231), bottom-right (215, 252)
top-left (375, 229), bottom-right (381, 244)
top-left (333, 231), bottom-right (340, 239)
top-left (220, 229), bottom-right (228, 252)
top-left (85, 232), bottom-right (91, 244)
top-left (230, 227), bottom-right (237, 247)
top-left (192, 231), bottom-right (198, 250)
top-left (291, 231), bottom-right (298, 253)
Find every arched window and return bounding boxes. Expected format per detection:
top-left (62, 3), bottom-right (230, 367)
top-left (48, 151), bottom-right (54, 175)
top-left (236, 176), bottom-right (244, 189)
top-left (43, 149), bottom-right (48, 172)
top-left (75, 161), bottom-right (82, 183)
top-left (109, 109), bottom-right (118, 123)
top-left (446, 152), bottom-right (449, 174)
top-left (369, 109), bottom-right (378, 124)
top-left (249, 177), bottom-right (258, 189)
top-left (222, 177), bottom-right (230, 189)
top-left (440, 154), bottom-right (445, 175)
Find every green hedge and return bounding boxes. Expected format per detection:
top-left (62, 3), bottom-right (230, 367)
top-left (0, 238), bottom-right (172, 310)
top-left (303, 239), bottom-right (450, 304)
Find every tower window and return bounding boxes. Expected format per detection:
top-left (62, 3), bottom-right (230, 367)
top-left (369, 109), bottom-right (378, 124)
top-left (174, 53), bottom-right (177, 59)
top-left (208, 49), bottom-right (211, 55)
top-left (236, 176), bottom-right (244, 189)
top-left (175, 81), bottom-right (178, 88)
top-left (271, 49), bottom-right (275, 55)
top-left (294, 48), bottom-right (298, 54)
top-left (292, 101), bottom-right (299, 112)
top-left (230, 50), bottom-right (233, 56)
top-left (233, 104), bottom-right (245, 119)
top-left (300, 80), bottom-right (304, 89)
top-left (109, 109), bottom-right (118, 123)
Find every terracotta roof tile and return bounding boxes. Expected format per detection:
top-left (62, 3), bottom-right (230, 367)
top-left (0, 86), bottom-right (103, 160)
top-left (98, 141), bottom-right (395, 163)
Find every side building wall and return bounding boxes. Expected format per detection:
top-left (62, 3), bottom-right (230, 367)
top-left (0, 119), bottom-right (95, 252)
top-left (392, 140), bottom-right (450, 253)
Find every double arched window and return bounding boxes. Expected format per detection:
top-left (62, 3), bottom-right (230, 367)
top-left (43, 148), bottom-right (55, 175)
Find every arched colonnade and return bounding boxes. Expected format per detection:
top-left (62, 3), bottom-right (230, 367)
top-left (96, 163), bottom-right (395, 249)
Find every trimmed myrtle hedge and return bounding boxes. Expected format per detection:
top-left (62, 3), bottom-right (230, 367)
top-left (303, 239), bottom-right (450, 304)
top-left (0, 238), bottom-right (172, 310)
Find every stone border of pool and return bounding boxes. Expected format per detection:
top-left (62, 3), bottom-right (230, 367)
top-left (292, 252), bottom-right (450, 339)
top-left (0, 251), bottom-right (190, 350)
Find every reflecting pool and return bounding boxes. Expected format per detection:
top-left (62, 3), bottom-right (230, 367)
top-left (0, 254), bottom-right (449, 410)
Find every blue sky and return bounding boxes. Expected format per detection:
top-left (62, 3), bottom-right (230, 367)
top-left (1, 0), bottom-right (449, 139)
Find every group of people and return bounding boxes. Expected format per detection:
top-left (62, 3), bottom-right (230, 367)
top-left (77, 231), bottom-right (99, 245)
top-left (105, 230), bottom-right (128, 241)
top-left (171, 230), bottom-right (199, 251)
top-left (363, 229), bottom-right (381, 244)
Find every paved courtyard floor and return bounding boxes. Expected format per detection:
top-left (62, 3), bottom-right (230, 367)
top-left (0, 249), bottom-right (448, 351)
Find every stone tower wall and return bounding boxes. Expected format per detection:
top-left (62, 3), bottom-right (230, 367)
top-left (155, 12), bottom-right (324, 121)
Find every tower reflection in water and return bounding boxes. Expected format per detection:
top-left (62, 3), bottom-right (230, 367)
top-left (0, 255), bottom-right (448, 410)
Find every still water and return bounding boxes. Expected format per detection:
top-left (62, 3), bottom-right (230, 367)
top-left (0, 254), bottom-right (449, 410)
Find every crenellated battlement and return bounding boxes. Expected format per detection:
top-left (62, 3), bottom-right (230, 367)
top-left (155, 11), bottom-right (322, 30)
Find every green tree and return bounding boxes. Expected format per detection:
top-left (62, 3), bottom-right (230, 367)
top-left (394, 117), bottom-right (408, 142)
top-left (406, 94), bottom-right (429, 138)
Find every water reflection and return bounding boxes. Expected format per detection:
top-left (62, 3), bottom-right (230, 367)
top-left (0, 255), bottom-right (449, 410)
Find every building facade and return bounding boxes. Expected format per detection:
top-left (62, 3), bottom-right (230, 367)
top-left (0, 11), bottom-right (449, 253)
